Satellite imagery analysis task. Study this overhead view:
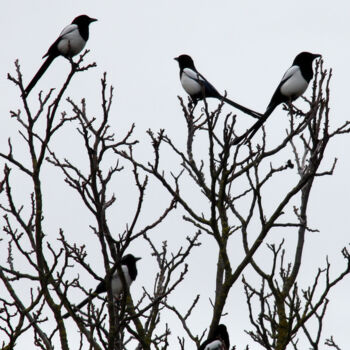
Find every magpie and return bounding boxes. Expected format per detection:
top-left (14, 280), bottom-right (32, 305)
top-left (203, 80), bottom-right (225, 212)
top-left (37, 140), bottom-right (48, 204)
top-left (233, 51), bottom-right (321, 144)
top-left (174, 55), bottom-right (262, 119)
top-left (24, 15), bottom-right (97, 96)
top-left (62, 254), bottom-right (141, 319)
top-left (199, 324), bottom-right (230, 350)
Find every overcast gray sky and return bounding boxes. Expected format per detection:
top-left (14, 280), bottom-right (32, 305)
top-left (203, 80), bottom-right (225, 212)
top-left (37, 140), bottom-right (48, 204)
top-left (1, 1), bottom-right (350, 349)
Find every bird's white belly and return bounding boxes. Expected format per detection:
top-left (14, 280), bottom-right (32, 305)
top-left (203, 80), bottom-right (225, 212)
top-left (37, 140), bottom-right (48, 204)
top-left (280, 70), bottom-right (308, 99)
top-left (181, 74), bottom-right (202, 95)
top-left (205, 340), bottom-right (224, 350)
top-left (112, 266), bottom-right (132, 297)
top-left (57, 32), bottom-right (86, 57)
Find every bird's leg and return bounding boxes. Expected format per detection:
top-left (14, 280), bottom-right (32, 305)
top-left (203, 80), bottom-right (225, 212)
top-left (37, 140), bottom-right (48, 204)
top-left (286, 100), bottom-right (300, 120)
top-left (65, 41), bottom-right (80, 71)
top-left (189, 99), bottom-right (198, 113)
top-left (67, 56), bottom-right (79, 71)
top-left (114, 295), bottom-right (121, 307)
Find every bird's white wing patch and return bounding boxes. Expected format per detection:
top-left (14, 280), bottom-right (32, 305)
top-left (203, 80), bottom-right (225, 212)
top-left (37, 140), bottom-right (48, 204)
top-left (280, 66), bottom-right (308, 99)
top-left (111, 265), bottom-right (132, 297)
top-left (280, 65), bottom-right (300, 84)
top-left (204, 340), bottom-right (224, 350)
top-left (58, 24), bottom-right (78, 39)
top-left (181, 68), bottom-right (203, 95)
top-left (183, 68), bottom-right (205, 82)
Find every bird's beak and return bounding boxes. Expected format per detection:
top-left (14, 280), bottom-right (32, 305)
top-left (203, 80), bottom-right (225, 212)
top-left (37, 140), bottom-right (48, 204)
top-left (135, 257), bottom-right (142, 261)
top-left (174, 57), bottom-right (179, 62)
top-left (90, 18), bottom-right (98, 23)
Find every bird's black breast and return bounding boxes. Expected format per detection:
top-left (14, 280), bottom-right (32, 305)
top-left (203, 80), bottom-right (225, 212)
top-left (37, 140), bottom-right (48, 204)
top-left (127, 263), bottom-right (138, 281)
top-left (78, 26), bottom-right (89, 41)
top-left (293, 52), bottom-right (319, 83)
top-left (299, 64), bottom-right (314, 82)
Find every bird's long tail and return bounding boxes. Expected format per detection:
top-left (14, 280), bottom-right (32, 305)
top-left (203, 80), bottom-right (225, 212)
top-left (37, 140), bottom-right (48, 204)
top-left (24, 55), bottom-right (56, 96)
top-left (232, 104), bottom-right (277, 145)
top-left (62, 294), bottom-right (96, 319)
top-left (220, 96), bottom-right (263, 119)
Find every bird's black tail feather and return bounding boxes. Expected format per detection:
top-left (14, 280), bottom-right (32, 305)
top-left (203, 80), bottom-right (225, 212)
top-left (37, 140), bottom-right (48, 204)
top-left (24, 55), bottom-right (56, 96)
top-left (232, 103), bottom-right (277, 145)
top-left (220, 96), bottom-right (263, 119)
top-left (62, 295), bottom-right (95, 319)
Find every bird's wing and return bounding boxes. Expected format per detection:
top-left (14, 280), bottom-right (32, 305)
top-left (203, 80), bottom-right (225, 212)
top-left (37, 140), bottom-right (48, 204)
top-left (199, 339), bottom-right (224, 350)
top-left (58, 24), bottom-right (79, 39)
top-left (183, 68), bottom-right (206, 83)
top-left (42, 24), bottom-right (79, 58)
top-left (280, 65), bottom-right (299, 85)
top-left (196, 71), bottom-right (220, 96)
top-left (94, 264), bottom-right (132, 296)
top-left (183, 68), bottom-right (220, 97)
top-left (265, 65), bottom-right (300, 112)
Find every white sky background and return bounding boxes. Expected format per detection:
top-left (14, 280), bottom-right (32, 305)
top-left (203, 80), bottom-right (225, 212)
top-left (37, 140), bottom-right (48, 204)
top-left (1, 1), bottom-right (350, 349)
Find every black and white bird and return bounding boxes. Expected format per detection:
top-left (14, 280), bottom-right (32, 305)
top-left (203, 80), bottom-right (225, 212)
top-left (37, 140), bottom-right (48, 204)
top-left (199, 324), bottom-right (230, 350)
top-left (234, 51), bottom-right (321, 144)
top-left (62, 254), bottom-right (141, 319)
top-left (24, 15), bottom-right (97, 96)
top-left (174, 55), bottom-right (262, 119)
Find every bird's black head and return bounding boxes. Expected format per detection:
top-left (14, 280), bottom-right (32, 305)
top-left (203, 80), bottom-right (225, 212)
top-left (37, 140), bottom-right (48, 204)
top-left (293, 52), bottom-right (321, 66)
top-left (214, 324), bottom-right (230, 349)
top-left (121, 254), bottom-right (141, 280)
top-left (121, 254), bottom-right (141, 265)
top-left (174, 54), bottom-right (196, 70)
top-left (72, 15), bottom-right (98, 26)
top-left (293, 52), bottom-right (321, 82)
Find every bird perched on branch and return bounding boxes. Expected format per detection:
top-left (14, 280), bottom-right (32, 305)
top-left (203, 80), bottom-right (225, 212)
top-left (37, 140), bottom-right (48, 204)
top-left (233, 51), bottom-right (321, 144)
top-left (62, 254), bottom-right (141, 319)
top-left (174, 54), bottom-right (262, 119)
top-left (24, 14), bottom-right (97, 96)
top-left (199, 324), bottom-right (230, 350)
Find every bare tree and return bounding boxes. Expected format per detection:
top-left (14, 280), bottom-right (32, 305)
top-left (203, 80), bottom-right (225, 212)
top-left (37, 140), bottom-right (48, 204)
top-left (116, 60), bottom-right (350, 349)
top-left (241, 64), bottom-right (350, 350)
top-left (0, 54), bottom-right (197, 350)
top-left (0, 55), bottom-right (349, 350)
